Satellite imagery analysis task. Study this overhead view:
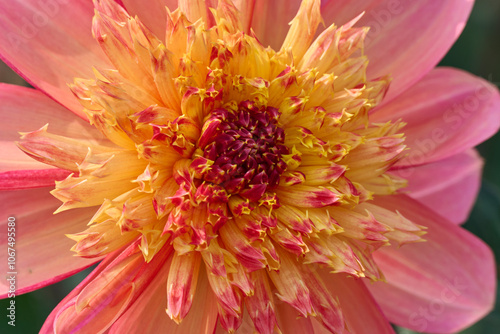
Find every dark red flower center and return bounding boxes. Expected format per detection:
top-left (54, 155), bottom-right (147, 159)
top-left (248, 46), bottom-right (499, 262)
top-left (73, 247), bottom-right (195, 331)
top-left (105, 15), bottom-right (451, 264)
top-left (193, 101), bottom-right (289, 201)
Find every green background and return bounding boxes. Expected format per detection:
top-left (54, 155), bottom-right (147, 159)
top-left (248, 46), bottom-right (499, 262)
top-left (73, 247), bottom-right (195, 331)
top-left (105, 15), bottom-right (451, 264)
top-left (1, 0), bottom-right (500, 332)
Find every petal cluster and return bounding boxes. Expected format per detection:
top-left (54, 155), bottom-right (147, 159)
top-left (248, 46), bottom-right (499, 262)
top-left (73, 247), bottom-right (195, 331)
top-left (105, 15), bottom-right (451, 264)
top-left (3, 0), bottom-right (495, 333)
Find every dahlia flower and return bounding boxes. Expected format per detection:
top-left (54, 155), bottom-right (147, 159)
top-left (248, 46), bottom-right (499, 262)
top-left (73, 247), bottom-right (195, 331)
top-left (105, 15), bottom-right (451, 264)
top-left (1, 0), bottom-right (499, 333)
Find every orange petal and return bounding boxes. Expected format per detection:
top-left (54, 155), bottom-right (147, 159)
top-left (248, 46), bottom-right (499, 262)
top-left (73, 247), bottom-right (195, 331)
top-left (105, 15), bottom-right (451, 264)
top-left (281, 0), bottom-right (322, 63)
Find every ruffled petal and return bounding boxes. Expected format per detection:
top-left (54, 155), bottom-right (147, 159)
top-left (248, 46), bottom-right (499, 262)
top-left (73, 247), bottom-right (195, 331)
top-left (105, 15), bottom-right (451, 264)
top-left (0, 187), bottom-right (98, 298)
top-left (368, 195), bottom-right (496, 333)
top-left (399, 149), bottom-right (483, 224)
top-left (374, 68), bottom-right (500, 166)
top-left (0, 84), bottom-right (108, 172)
top-left (0, 0), bottom-right (111, 118)
top-left (321, 0), bottom-right (474, 101)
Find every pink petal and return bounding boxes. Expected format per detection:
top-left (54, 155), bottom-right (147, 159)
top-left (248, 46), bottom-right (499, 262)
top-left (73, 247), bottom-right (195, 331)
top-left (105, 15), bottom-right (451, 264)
top-left (397, 149), bottom-right (483, 225)
top-left (374, 68), bottom-right (500, 166)
top-left (232, 0), bottom-right (257, 33)
top-left (0, 169), bottom-right (71, 190)
top-left (368, 194), bottom-right (496, 333)
top-left (40, 246), bottom-right (127, 334)
top-left (109, 262), bottom-right (218, 334)
top-left (178, 0), bottom-right (218, 27)
top-left (317, 271), bottom-right (394, 333)
top-left (52, 241), bottom-right (172, 333)
top-left (0, 0), bottom-right (111, 119)
top-left (120, 0), bottom-right (177, 38)
top-left (243, 0), bottom-right (301, 49)
top-left (274, 270), bottom-right (393, 333)
top-left (0, 84), bottom-right (108, 172)
top-left (275, 301), bottom-right (316, 333)
top-left (321, 0), bottom-right (474, 102)
top-left (0, 187), bottom-right (98, 298)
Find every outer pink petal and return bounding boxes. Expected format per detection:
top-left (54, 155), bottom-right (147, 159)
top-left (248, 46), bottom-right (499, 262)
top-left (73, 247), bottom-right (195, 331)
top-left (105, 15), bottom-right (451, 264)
top-left (109, 263), bottom-right (218, 334)
top-left (274, 271), bottom-right (393, 333)
top-left (242, 0), bottom-right (301, 48)
top-left (374, 68), bottom-right (500, 167)
top-left (50, 241), bottom-right (172, 333)
top-left (120, 0), bottom-right (177, 38)
top-left (0, 84), bottom-right (108, 172)
top-left (0, 169), bottom-right (70, 190)
top-left (397, 150), bottom-right (483, 225)
top-left (40, 246), bottom-right (125, 334)
top-left (321, 0), bottom-right (474, 101)
top-left (368, 195), bottom-right (496, 333)
top-left (317, 272), bottom-right (394, 334)
top-left (0, 0), bottom-right (111, 119)
top-left (0, 187), bottom-right (99, 298)
top-left (232, 0), bottom-right (257, 34)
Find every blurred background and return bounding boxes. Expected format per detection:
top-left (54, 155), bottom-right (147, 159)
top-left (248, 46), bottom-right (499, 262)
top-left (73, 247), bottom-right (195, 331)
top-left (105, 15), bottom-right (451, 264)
top-left (1, 0), bottom-right (500, 333)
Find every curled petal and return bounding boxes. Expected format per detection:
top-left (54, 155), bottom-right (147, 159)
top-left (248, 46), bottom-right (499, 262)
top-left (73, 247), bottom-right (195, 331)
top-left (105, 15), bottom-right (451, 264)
top-left (268, 249), bottom-right (314, 318)
top-left (244, 270), bottom-right (279, 334)
top-left (281, 0), bottom-right (322, 63)
top-left (166, 251), bottom-right (202, 323)
top-left (0, 84), bottom-right (108, 172)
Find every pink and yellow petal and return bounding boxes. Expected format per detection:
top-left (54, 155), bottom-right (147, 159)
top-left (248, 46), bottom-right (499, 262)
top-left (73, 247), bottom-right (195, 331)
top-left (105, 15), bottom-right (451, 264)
top-left (53, 241), bottom-right (172, 333)
top-left (166, 251), bottom-right (202, 323)
top-left (317, 272), bottom-right (395, 334)
top-left (0, 84), bottom-right (108, 172)
top-left (280, 0), bottom-right (322, 63)
top-left (321, 0), bottom-right (474, 102)
top-left (40, 247), bottom-right (124, 334)
top-left (109, 265), bottom-right (218, 334)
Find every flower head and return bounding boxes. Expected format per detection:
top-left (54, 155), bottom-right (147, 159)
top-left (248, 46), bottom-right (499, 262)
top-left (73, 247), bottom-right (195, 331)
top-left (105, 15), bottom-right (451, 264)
top-left (0, 0), bottom-right (499, 333)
